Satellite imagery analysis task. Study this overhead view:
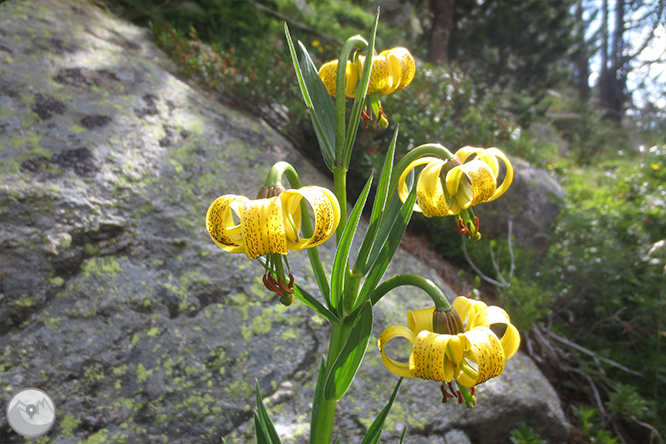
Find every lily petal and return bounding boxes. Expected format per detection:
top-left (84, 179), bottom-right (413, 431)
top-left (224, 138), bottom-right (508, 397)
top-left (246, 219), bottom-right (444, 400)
top-left (241, 197), bottom-right (288, 259)
top-left (319, 60), bottom-right (359, 98)
top-left (418, 159), bottom-right (459, 216)
top-left (206, 195), bottom-right (247, 254)
top-left (446, 160), bottom-right (496, 209)
top-left (280, 186), bottom-right (340, 251)
top-left (454, 326), bottom-right (505, 387)
top-left (378, 325), bottom-right (416, 378)
top-left (469, 306), bottom-right (521, 360)
top-left (408, 306), bottom-right (435, 334)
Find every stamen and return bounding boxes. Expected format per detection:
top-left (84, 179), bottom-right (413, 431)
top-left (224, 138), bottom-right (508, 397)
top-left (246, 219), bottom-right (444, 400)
top-left (278, 277), bottom-right (295, 294)
top-left (455, 218), bottom-right (468, 235)
top-left (361, 110), bottom-right (371, 128)
top-left (375, 107), bottom-right (387, 124)
top-left (470, 386), bottom-right (476, 396)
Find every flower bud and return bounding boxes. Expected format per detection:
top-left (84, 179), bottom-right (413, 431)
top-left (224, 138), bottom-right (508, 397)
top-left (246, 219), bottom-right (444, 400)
top-left (432, 308), bottom-right (463, 335)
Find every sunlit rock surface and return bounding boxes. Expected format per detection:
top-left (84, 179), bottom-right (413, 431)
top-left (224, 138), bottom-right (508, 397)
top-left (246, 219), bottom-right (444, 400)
top-left (0, 1), bottom-right (567, 443)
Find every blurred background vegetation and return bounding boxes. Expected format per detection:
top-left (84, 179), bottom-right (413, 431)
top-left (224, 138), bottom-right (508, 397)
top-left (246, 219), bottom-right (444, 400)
top-left (93, 0), bottom-right (665, 443)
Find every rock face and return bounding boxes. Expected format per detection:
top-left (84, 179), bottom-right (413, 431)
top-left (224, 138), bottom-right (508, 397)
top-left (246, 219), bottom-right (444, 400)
top-left (0, 1), bottom-right (567, 443)
top-left (475, 157), bottom-right (565, 256)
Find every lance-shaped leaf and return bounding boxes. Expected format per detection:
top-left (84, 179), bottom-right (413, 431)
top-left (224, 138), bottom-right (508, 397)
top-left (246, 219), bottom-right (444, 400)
top-left (309, 357), bottom-right (328, 444)
top-left (343, 9), bottom-right (380, 169)
top-left (293, 284), bottom-right (340, 325)
top-left (358, 188), bottom-right (417, 308)
top-left (254, 381), bottom-right (282, 444)
top-left (360, 378), bottom-right (403, 444)
top-left (284, 24), bottom-right (336, 171)
top-left (354, 125), bottom-right (399, 274)
top-left (330, 175), bottom-right (373, 315)
top-left (324, 301), bottom-right (373, 400)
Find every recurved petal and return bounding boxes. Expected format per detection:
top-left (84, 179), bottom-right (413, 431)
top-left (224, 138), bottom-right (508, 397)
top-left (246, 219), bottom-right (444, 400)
top-left (318, 60), bottom-right (359, 98)
top-left (398, 156), bottom-right (439, 213)
top-left (280, 186), bottom-right (340, 251)
top-left (452, 296), bottom-right (488, 330)
top-left (454, 326), bottom-right (505, 387)
top-left (455, 146), bottom-right (486, 163)
top-left (206, 195), bottom-right (247, 254)
top-left (444, 160), bottom-right (496, 210)
top-left (417, 159), bottom-right (459, 216)
top-left (409, 330), bottom-right (439, 380)
top-left (387, 47), bottom-right (415, 92)
top-left (241, 197), bottom-right (287, 259)
top-left (477, 148), bottom-right (513, 202)
top-left (469, 306), bottom-right (520, 360)
top-left (378, 325), bottom-right (416, 378)
top-left (408, 306), bottom-right (435, 334)
top-left (367, 54), bottom-right (392, 95)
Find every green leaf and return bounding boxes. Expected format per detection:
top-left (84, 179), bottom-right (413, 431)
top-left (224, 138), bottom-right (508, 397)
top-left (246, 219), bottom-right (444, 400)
top-left (284, 24), bottom-right (335, 171)
top-left (330, 175), bottom-right (373, 315)
top-left (354, 125), bottom-right (399, 274)
top-left (306, 246), bottom-right (331, 308)
top-left (397, 427), bottom-right (408, 444)
top-left (293, 284), bottom-right (340, 325)
top-left (324, 301), bottom-right (373, 401)
top-left (254, 380), bottom-right (282, 444)
top-left (309, 357), bottom-right (327, 444)
top-left (358, 188), bottom-right (417, 307)
top-left (361, 378), bottom-right (403, 444)
top-left (343, 9), bottom-right (380, 170)
top-left (298, 41), bottom-right (337, 168)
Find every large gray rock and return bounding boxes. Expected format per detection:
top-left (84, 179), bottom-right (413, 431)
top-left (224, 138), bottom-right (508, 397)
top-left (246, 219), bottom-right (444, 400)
top-left (0, 1), bottom-right (567, 443)
top-left (475, 157), bottom-right (565, 256)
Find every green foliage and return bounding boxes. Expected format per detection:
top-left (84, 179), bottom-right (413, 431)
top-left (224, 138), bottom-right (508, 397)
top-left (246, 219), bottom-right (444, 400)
top-left (450, 0), bottom-right (576, 96)
top-left (509, 424), bottom-right (546, 444)
top-left (572, 406), bottom-right (620, 444)
top-left (498, 276), bottom-right (553, 331)
top-left (606, 383), bottom-right (652, 421)
top-left (533, 146), bottom-right (666, 438)
top-left (104, 0), bottom-right (279, 48)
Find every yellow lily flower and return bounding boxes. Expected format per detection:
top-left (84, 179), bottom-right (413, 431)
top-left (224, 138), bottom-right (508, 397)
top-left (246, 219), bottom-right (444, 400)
top-left (397, 146), bottom-right (513, 239)
top-left (319, 47), bottom-right (415, 128)
top-left (318, 47), bottom-right (415, 98)
top-left (378, 296), bottom-right (520, 402)
top-left (206, 186), bottom-right (340, 259)
top-left (206, 186), bottom-right (340, 304)
top-left (399, 147), bottom-right (513, 217)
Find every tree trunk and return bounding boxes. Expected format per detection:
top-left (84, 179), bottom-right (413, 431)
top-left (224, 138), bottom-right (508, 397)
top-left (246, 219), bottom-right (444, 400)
top-left (428, 0), bottom-right (455, 65)
top-left (599, 0), bottom-right (626, 123)
top-left (574, 0), bottom-right (590, 99)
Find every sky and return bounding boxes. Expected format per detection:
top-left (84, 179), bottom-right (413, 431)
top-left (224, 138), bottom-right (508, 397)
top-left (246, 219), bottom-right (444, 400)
top-left (584, 0), bottom-right (666, 110)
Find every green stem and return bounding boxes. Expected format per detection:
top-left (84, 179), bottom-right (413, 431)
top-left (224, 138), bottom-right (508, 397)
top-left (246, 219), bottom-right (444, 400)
top-left (388, 143), bottom-right (456, 195)
top-left (333, 167), bottom-right (347, 243)
top-left (313, 321), bottom-right (351, 443)
top-left (334, 36), bottom-right (368, 166)
top-left (264, 161), bottom-right (299, 188)
top-left (368, 274), bottom-right (452, 310)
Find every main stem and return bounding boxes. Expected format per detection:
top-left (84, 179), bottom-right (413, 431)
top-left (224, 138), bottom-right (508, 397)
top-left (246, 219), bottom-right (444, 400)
top-left (333, 167), bottom-right (347, 242)
top-left (314, 321), bottom-right (351, 443)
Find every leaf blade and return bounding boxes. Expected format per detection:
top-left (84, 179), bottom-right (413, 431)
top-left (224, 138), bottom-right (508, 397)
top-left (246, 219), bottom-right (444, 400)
top-left (330, 175), bottom-right (373, 315)
top-left (323, 301), bottom-right (373, 401)
top-left (360, 378), bottom-right (404, 444)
